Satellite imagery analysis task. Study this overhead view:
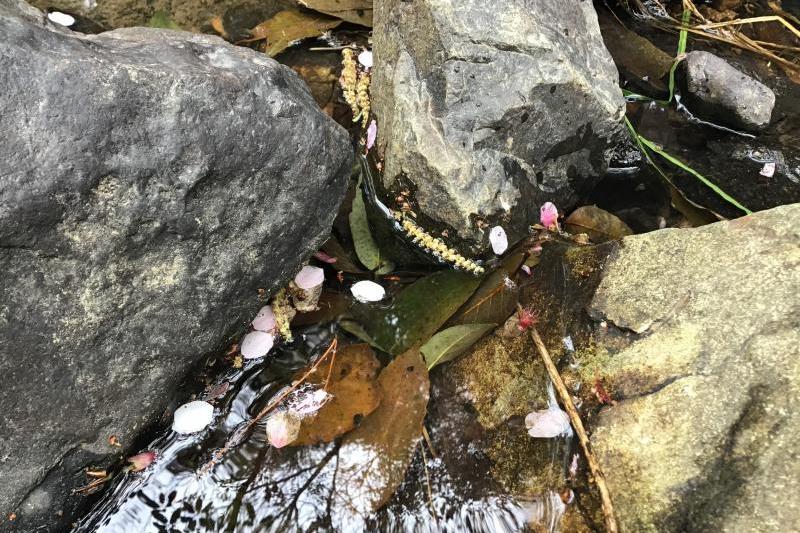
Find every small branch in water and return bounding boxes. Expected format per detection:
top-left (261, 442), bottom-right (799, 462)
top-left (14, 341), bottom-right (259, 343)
top-left (419, 441), bottom-right (438, 526)
top-left (528, 326), bottom-right (619, 533)
top-left (421, 425), bottom-right (438, 459)
top-left (198, 337), bottom-right (339, 475)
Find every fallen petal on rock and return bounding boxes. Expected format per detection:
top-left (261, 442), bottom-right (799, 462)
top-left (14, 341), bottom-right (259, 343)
top-left (540, 202), bottom-right (559, 230)
top-left (127, 451), bottom-right (156, 472)
top-left (172, 401), bottom-right (214, 434)
top-left (358, 50), bottom-right (373, 69)
top-left (350, 280), bottom-right (386, 303)
top-left (489, 226), bottom-right (508, 255)
top-left (240, 330), bottom-right (274, 359)
top-left (266, 411), bottom-right (301, 448)
top-left (294, 265), bottom-right (325, 290)
top-left (47, 11), bottom-right (75, 26)
top-left (366, 120), bottom-right (377, 150)
top-left (251, 305), bottom-right (276, 332)
top-left (760, 162), bottom-right (775, 177)
top-left (525, 408), bottom-right (572, 438)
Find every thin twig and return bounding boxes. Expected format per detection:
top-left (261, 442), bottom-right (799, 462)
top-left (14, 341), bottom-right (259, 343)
top-left (198, 337), bottom-right (339, 475)
top-left (419, 441), bottom-right (438, 525)
top-left (421, 425), bottom-right (438, 459)
top-left (528, 327), bottom-right (619, 533)
top-left (324, 345), bottom-right (338, 392)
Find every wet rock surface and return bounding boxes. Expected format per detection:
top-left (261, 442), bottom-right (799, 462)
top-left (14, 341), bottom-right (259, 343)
top-left (586, 204), bottom-right (800, 532)
top-left (371, 0), bottom-right (625, 253)
top-left (683, 50), bottom-right (776, 132)
top-left (0, 1), bottom-right (351, 529)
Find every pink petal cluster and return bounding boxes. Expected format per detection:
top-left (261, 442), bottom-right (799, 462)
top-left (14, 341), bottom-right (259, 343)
top-left (539, 202), bottom-right (559, 230)
top-left (127, 451), bottom-right (156, 472)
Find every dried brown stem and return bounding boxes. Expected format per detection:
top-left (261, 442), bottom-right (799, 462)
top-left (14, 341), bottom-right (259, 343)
top-left (528, 327), bottom-right (619, 533)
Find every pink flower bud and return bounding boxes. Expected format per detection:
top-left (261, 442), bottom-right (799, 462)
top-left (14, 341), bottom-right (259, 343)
top-left (539, 202), bottom-right (559, 230)
top-left (127, 451), bottom-right (156, 472)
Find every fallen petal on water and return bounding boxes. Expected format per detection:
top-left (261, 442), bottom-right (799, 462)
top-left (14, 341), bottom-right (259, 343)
top-left (251, 305), bottom-right (276, 332)
top-left (525, 408), bottom-right (572, 438)
top-left (172, 401), bottom-right (214, 434)
top-left (294, 265), bottom-right (325, 290)
top-left (489, 226), bottom-right (508, 255)
top-left (350, 280), bottom-right (386, 303)
top-left (127, 451), bottom-right (156, 472)
top-left (266, 411), bottom-right (302, 448)
top-left (240, 330), bottom-right (274, 359)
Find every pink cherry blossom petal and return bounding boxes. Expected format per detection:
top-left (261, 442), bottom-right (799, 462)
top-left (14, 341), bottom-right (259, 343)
top-left (366, 120), bottom-right (377, 150)
top-left (313, 250), bottom-right (338, 264)
top-left (240, 330), bottom-right (274, 359)
top-left (251, 305), bottom-right (276, 332)
top-left (525, 408), bottom-right (572, 438)
top-left (127, 451), bottom-right (156, 472)
top-left (489, 226), bottom-right (508, 255)
top-left (266, 411), bottom-right (301, 448)
top-left (294, 265), bottom-right (325, 290)
top-left (289, 388), bottom-right (331, 417)
top-left (539, 202), bottom-right (559, 229)
top-left (172, 401), bottom-right (214, 434)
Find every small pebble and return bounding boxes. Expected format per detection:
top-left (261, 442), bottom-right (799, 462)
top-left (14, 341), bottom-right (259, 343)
top-left (294, 265), bottom-right (324, 290)
top-left (350, 280), bottom-right (386, 303)
top-left (172, 401), bottom-right (214, 434)
top-left (489, 226), bottom-right (508, 255)
top-left (240, 330), bottom-right (274, 359)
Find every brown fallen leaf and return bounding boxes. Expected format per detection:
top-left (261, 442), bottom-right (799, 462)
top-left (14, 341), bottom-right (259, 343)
top-left (291, 343), bottom-right (381, 445)
top-left (249, 9), bottom-right (342, 57)
top-left (564, 205), bottom-right (634, 243)
top-left (333, 349), bottom-right (430, 516)
top-left (298, 0), bottom-right (373, 26)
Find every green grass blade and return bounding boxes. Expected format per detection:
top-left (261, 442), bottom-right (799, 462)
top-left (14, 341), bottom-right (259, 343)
top-left (624, 118), bottom-right (752, 215)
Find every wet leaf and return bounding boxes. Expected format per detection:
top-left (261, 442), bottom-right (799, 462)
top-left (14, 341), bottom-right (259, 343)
top-left (291, 344), bottom-right (381, 445)
top-left (299, 0), bottom-right (373, 26)
top-left (335, 349), bottom-right (430, 514)
top-left (564, 205), bottom-right (634, 242)
top-left (354, 270), bottom-right (482, 355)
top-left (448, 252), bottom-right (525, 326)
top-left (421, 323), bottom-right (496, 370)
top-left (249, 10), bottom-right (341, 57)
top-left (291, 290), bottom-right (352, 326)
top-left (349, 186), bottom-right (382, 270)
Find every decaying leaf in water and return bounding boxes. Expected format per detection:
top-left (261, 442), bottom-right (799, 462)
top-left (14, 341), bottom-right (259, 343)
top-left (421, 323), bottom-right (496, 370)
top-left (448, 251), bottom-right (525, 326)
top-left (299, 0), bottom-right (373, 26)
top-left (291, 344), bottom-right (381, 445)
top-left (353, 270), bottom-right (481, 355)
top-left (334, 348), bottom-right (430, 515)
top-left (249, 10), bottom-right (341, 57)
top-left (564, 206), bottom-right (634, 242)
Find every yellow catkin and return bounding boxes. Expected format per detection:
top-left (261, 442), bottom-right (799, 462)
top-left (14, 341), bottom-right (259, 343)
top-left (340, 49), bottom-right (359, 119)
top-left (272, 288), bottom-right (294, 342)
top-left (355, 71), bottom-right (371, 128)
top-left (394, 212), bottom-right (484, 274)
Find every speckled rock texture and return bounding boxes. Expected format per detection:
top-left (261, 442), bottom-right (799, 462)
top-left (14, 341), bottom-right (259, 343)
top-left (587, 204), bottom-right (800, 532)
top-left (0, 1), bottom-right (351, 529)
top-left (684, 50), bottom-right (775, 132)
top-left (371, 0), bottom-right (625, 253)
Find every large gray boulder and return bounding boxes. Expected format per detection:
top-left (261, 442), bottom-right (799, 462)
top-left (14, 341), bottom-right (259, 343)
top-left (588, 204), bottom-right (800, 532)
top-left (0, 1), bottom-right (351, 529)
top-left (372, 0), bottom-right (625, 253)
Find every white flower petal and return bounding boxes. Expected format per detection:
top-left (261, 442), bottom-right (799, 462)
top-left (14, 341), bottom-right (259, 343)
top-left (266, 411), bottom-right (301, 448)
top-left (47, 11), bottom-right (75, 26)
top-left (172, 401), bottom-right (214, 434)
top-left (251, 305), bottom-right (276, 332)
top-left (358, 50), bottom-right (373, 69)
top-left (294, 265), bottom-right (325, 290)
top-left (489, 226), bottom-right (508, 255)
top-left (240, 330), bottom-right (274, 359)
top-left (350, 280), bottom-right (386, 303)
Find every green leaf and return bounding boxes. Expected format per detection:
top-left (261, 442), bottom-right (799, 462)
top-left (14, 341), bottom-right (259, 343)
top-left (349, 185), bottom-right (382, 271)
top-left (421, 323), bottom-right (496, 370)
top-left (448, 251), bottom-right (525, 326)
top-left (148, 10), bottom-right (181, 29)
top-left (353, 270), bottom-right (482, 355)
